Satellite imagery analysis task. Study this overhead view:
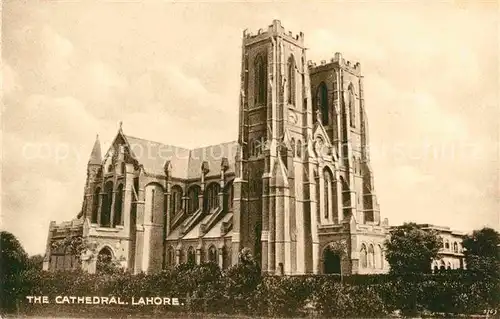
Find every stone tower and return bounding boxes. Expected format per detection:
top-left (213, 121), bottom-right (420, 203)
top-left (233, 20), bottom-right (386, 275)
top-left (233, 20), bottom-right (314, 274)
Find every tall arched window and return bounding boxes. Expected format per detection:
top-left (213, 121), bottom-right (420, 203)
top-left (170, 185), bottom-right (183, 217)
top-left (453, 242), bottom-right (458, 253)
top-left (121, 162), bottom-right (126, 175)
top-left (290, 138), bottom-right (296, 157)
top-left (204, 182), bottom-right (220, 212)
top-left (317, 82), bottom-right (329, 125)
top-left (360, 244), bottom-right (367, 268)
top-left (296, 140), bottom-right (302, 158)
top-left (254, 54), bottom-right (267, 106)
top-left (368, 244), bottom-right (375, 268)
top-left (348, 84), bottom-right (356, 127)
top-left (287, 55), bottom-right (295, 105)
top-left (187, 246), bottom-right (196, 264)
top-left (378, 244), bottom-right (384, 269)
top-left (208, 245), bottom-right (217, 263)
top-left (91, 187), bottom-right (100, 223)
top-left (114, 184), bottom-right (124, 226)
top-left (323, 168), bottom-right (333, 219)
top-left (187, 185), bottom-right (200, 214)
top-left (340, 176), bottom-right (351, 218)
top-left (167, 246), bottom-right (175, 266)
top-left (101, 181), bottom-right (113, 227)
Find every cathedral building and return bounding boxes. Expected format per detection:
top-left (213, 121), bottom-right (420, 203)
top-left (43, 20), bottom-right (389, 275)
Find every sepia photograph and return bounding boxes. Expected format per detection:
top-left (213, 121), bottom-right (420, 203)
top-left (1, 0), bottom-right (499, 318)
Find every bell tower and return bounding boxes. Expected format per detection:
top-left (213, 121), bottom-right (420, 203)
top-left (233, 20), bottom-right (314, 274)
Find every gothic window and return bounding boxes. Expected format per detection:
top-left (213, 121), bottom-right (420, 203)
top-left (121, 162), bottom-right (126, 175)
top-left (377, 244), bottom-right (384, 269)
top-left (91, 187), bottom-right (100, 223)
top-left (170, 185), bottom-right (183, 216)
top-left (360, 244), bottom-right (367, 268)
top-left (296, 140), bottom-right (302, 158)
top-left (254, 54), bottom-right (267, 106)
top-left (101, 181), bottom-right (113, 227)
top-left (187, 185), bottom-right (200, 214)
top-left (368, 244), bottom-right (375, 268)
top-left (445, 240), bottom-right (450, 250)
top-left (204, 182), bottom-right (220, 212)
top-left (340, 176), bottom-right (351, 218)
top-left (453, 242), bottom-right (458, 253)
top-left (287, 55), bottom-right (296, 105)
top-left (167, 246), bottom-right (175, 266)
top-left (187, 246), bottom-right (196, 264)
top-left (291, 138), bottom-right (296, 157)
top-left (114, 184), bottom-right (124, 226)
top-left (348, 84), bottom-right (356, 127)
top-left (317, 82), bottom-right (329, 125)
top-left (208, 245), bottom-right (217, 263)
top-left (323, 168), bottom-right (333, 219)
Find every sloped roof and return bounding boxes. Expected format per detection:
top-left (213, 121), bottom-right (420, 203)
top-left (122, 134), bottom-right (238, 179)
top-left (125, 135), bottom-right (190, 178)
top-left (187, 141), bottom-right (239, 179)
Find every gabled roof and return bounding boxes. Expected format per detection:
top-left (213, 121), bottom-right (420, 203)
top-left (125, 135), bottom-right (190, 178)
top-left (101, 128), bottom-right (238, 179)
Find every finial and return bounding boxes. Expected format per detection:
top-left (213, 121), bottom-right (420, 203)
top-left (119, 121), bottom-right (123, 132)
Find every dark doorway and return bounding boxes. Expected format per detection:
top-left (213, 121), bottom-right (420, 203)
top-left (323, 247), bottom-right (341, 274)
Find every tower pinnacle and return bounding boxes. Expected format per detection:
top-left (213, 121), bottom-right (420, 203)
top-left (88, 135), bottom-right (102, 165)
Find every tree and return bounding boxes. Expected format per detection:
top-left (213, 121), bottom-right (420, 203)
top-left (0, 231), bottom-right (29, 279)
top-left (385, 223), bottom-right (442, 275)
top-left (27, 254), bottom-right (44, 271)
top-left (462, 227), bottom-right (500, 276)
top-left (0, 231), bottom-right (29, 312)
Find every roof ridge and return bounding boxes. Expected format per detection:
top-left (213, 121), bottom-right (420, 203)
top-left (190, 140), bottom-right (238, 151)
top-left (125, 135), bottom-right (190, 151)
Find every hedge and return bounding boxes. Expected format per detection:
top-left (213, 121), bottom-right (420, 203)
top-left (1, 265), bottom-right (499, 317)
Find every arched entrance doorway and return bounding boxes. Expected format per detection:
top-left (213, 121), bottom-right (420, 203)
top-left (323, 246), bottom-right (341, 274)
top-left (96, 247), bottom-right (113, 273)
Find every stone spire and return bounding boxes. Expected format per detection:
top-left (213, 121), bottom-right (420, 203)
top-left (88, 135), bottom-right (102, 165)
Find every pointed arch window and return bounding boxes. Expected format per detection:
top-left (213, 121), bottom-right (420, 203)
top-left (287, 55), bottom-right (296, 105)
top-left (91, 187), bottom-right (100, 223)
top-left (101, 181), bottom-right (113, 227)
top-left (360, 244), bottom-right (367, 268)
top-left (114, 184), bottom-right (124, 226)
top-left (170, 185), bottom-right (183, 216)
top-left (296, 140), bottom-right (302, 158)
top-left (187, 246), bottom-right (196, 264)
top-left (204, 182), bottom-right (220, 212)
top-left (187, 186), bottom-right (200, 214)
top-left (348, 84), bottom-right (356, 127)
top-left (254, 54), bottom-right (267, 106)
top-left (167, 246), bottom-right (175, 266)
top-left (368, 244), bottom-right (375, 268)
top-left (323, 168), bottom-right (333, 219)
top-left (291, 138), bottom-right (296, 157)
top-left (317, 82), bottom-right (329, 125)
top-left (208, 245), bottom-right (217, 263)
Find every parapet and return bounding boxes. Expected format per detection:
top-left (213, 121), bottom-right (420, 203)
top-left (308, 52), bottom-right (362, 75)
top-left (243, 19), bottom-right (304, 46)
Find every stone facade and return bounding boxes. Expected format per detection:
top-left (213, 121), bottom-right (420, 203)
top-left (43, 20), bottom-right (391, 275)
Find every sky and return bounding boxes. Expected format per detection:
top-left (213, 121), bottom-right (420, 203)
top-left (2, 0), bottom-right (499, 256)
